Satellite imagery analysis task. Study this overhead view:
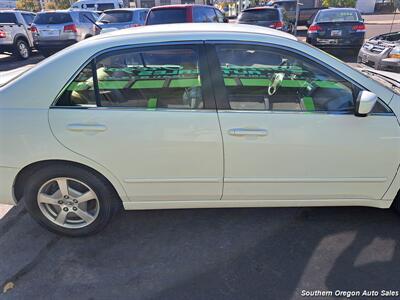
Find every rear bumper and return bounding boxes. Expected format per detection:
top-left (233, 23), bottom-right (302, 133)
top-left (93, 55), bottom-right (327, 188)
top-left (307, 34), bottom-right (364, 49)
top-left (0, 166), bottom-right (19, 205)
top-left (34, 39), bottom-right (77, 51)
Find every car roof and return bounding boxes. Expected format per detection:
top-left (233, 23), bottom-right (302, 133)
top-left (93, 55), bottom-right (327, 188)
top-left (243, 6), bottom-right (279, 11)
top-left (150, 4), bottom-right (212, 10)
top-left (319, 7), bottom-right (359, 11)
top-left (94, 22), bottom-right (297, 41)
top-left (37, 10), bottom-right (93, 13)
top-left (102, 8), bottom-right (148, 12)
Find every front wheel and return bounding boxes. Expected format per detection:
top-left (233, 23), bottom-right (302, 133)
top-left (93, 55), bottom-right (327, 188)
top-left (23, 164), bottom-right (120, 236)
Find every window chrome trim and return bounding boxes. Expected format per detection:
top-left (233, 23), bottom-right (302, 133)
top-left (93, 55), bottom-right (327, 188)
top-left (51, 40), bottom-right (206, 108)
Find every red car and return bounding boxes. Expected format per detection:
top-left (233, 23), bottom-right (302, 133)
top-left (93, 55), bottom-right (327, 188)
top-left (145, 4), bottom-right (228, 25)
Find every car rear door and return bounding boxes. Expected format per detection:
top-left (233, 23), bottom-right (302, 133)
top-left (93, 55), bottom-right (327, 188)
top-left (49, 43), bottom-right (224, 202)
top-left (206, 42), bottom-right (400, 202)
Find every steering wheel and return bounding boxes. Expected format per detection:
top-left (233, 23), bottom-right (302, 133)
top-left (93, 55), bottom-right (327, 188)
top-left (268, 72), bottom-right (285, 96)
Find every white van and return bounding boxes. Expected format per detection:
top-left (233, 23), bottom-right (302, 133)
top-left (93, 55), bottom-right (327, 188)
top-left (71, 0), bottom-right (124, 11)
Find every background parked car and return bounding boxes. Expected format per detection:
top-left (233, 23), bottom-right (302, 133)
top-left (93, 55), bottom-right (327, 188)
top-left (237, 7), bottom-right (293, 33)
top-left (31, 10), bottom-right (99, 57)
top-left (0, 10), bottom-right (35, 60)
top-left (266, 0), bottom-right (322, 26)
top-left (95, 8), bottom-right (148, 35)
top-left (358, 31), bottom-right (400, 72)
top-left (71, 0), bottom-right (124, 11)
top-left (306, 8), bottom-right (366, 55)
top-left (145, 4), bottom-right (228, 25)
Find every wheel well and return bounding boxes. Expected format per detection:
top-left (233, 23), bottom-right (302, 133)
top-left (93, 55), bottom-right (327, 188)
top-left (13, 160), bottom-right (121, 203)
top-left (84, 34), bottom-right (92, 39)
top-left (14, 35), bottom-right (29, 46)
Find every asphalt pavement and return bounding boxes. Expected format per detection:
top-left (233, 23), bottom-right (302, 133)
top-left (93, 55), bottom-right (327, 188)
top-left (1, 15), bottom-right (400, 299)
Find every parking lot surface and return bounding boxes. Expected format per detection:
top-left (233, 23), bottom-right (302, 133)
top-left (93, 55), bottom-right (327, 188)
top-left (0, 205), bottom-right (399, 299)
top-left (1, 15), bottom-right (400, 299)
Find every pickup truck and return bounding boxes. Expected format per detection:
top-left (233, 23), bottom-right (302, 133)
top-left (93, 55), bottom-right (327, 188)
top-left (266, 0), bottom-right (323, 26)
top-left (0, 10), bottom-right (36, 60)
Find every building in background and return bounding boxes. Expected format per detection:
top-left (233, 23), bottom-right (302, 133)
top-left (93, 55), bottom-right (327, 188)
top-left (356, 0), bottom-right (377, 13)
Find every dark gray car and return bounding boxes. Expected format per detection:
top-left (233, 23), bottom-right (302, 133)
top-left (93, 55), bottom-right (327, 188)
top-left (95, 8), bottom-right (149, 34)
top-left (237, 7), bottom-right (293, 33)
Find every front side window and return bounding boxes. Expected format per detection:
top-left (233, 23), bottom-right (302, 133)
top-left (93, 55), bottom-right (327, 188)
top-left (57, 47), bottom-right (203, 109)
top-left (215, 45), bottom-right (356, 112)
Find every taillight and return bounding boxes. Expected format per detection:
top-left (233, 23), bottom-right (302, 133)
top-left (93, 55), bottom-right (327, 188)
top-left (63, 24), bottom-right (77, 33)
top-left (0, 29), bottom-right (6, 38)
top-left (308, 25), bottom-right (322, 34)
top-left (30, 26), bottom-right (38, 33)
top-left (389, 47), bottom-right (400, 59)
top-left (270, 21), bottom-right (283, 29)
top-left (352, 24), bottom-right (366, 32)
top-left (130, 23), bottom-right (141, 27)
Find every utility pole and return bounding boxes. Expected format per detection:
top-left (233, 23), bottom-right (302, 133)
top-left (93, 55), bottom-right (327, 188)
top-left (293, 0), bottom-right (301, 36)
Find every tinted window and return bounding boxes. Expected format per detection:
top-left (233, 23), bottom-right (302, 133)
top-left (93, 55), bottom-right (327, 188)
top-left (97, 3), bottom-right (116, 11)
top-left (138, 10), bottom-right (148, 23)
top-left (99, 11), bottom-right (133, 23)
top-left (146, 8), bottom-right (187, 24)
top-left (215, 45), bottom-right (356, 112)
top-left (316, 10), bottom-right (360, 22)
top-left (0, 13), bottom-right (18, 24)
top-left (58, 47), bottom-right (203, 109)
top-left (193, 7), bottom-right (217, 22)
top-left (214, 9), bottom-right (225, 22)
top-left (80, 12), bottom-right (97, 23)
top-left (57, 64), bottom-right (96, 107)
top-left (34, 13), bottom-right (73, 24)
top-left (238, 9), bottom-right (279, 22)
top-left (22, 13), bottom-right (35, 25)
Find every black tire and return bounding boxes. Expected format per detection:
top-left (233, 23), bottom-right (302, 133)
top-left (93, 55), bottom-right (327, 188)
top-left (392, 197), bottom-right (400, 214)
top-left (352, 47), bottom-right (361, 57)
top-left (23, 164), bottom-right (120, 237)
top-left (13, 39), bottom-right (30, 60)
top-left (84, 34), bottom-right (92, 39)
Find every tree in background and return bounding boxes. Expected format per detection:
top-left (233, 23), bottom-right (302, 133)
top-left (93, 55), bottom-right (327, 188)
top-left (16, 0), bottom-right (40, 11)
top-left (322, 0), bottom-right (356, 7)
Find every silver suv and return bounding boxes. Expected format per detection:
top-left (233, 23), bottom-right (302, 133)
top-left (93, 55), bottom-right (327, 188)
top-left (31, 10), bottom-right (98, 57)
top-left (0, 10), bottom-right (36, 60)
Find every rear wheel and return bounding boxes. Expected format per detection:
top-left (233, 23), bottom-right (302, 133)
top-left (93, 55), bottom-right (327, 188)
top-left (14, 39), bottom-right (30, 60)
top-left (23, 164), bottom-right (120, 236)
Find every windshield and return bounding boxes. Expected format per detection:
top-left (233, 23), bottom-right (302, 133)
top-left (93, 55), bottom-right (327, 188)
top-left (317, 10), bottom-right (359, 23)
top-left (239, 9), bottom-right (279, 21)
top-left (146, 9), bottom-right (186, 25)
top-left (0, 13), bottom-right (18, 24)
top-left (34, 13), bottom-right (73, 24)
top-left (99, 11), bottom-right (133, 23)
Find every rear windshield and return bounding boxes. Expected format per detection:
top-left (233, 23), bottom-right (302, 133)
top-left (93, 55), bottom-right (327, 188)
top-left (316, 10), bottom-right (359, 23)
top-left (146, 8), bottom-right (186, 25)
top-left (34, 13), bottom-right (73, 24)
top-left (0, 13), bottom-right (18, 24)
top-left (238, 9), bottom-right (279, 21)
top-left (99, 11), bottom-right (133, 23)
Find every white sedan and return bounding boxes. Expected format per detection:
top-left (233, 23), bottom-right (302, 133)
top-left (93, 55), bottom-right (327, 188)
top-left (1, 24), bottom-right (400, 236)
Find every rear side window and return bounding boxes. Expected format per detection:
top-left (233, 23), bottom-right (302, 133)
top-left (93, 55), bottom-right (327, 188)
top-left (193, 7), bottom-right (218, 22)
top-left (57, 47), bottom-right (203, 109)
top-left (146, 8), bottom-right (187, 25)
top-left (22, 13), bottom-right (35, 25)
top-left (238, 9), bottom-right (279, 22)
top-left (0, 13), bottom-right (18, 24)
top-left (97, 3), bottom-right (116, 11)
top-left (34, 13), bottom-right (73, 24)
top-left (99, 11), bottom-right (133, 23)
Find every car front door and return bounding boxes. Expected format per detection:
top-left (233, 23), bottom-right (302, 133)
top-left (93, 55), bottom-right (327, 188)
top-left (49, 44), bottom-right (224, 202)
top-left (207, 43), bottom-right (400, 202)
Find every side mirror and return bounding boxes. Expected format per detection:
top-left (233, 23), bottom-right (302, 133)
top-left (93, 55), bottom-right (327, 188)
top-left (356, 91), bottom-right (377, 116)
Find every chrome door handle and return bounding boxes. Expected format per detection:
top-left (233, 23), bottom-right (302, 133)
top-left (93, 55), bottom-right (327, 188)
top-left (228, 128), bottom-right (268, 137)
top-left (67, 124), bottom-right (107, 132)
